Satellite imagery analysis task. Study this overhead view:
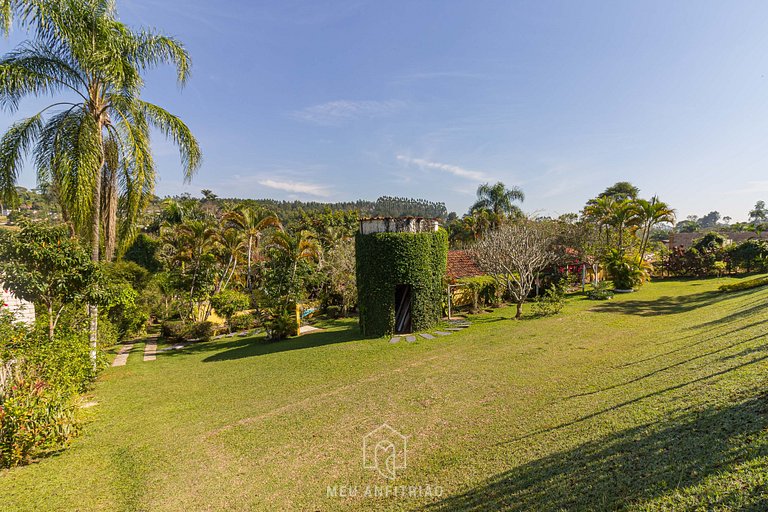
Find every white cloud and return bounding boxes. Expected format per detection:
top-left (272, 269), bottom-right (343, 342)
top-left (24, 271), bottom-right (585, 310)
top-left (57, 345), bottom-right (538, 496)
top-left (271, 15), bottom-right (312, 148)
top-left (291, 100), bottom-right (404, 125)
top-left (258, 179), bottom-right (331, 197)
top-left (396, 155), bottom-right (486, 181)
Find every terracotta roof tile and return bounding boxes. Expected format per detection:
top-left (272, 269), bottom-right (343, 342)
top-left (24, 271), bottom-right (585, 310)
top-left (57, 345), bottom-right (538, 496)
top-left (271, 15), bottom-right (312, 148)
top-left (447, 250), bottom-right (484, 281)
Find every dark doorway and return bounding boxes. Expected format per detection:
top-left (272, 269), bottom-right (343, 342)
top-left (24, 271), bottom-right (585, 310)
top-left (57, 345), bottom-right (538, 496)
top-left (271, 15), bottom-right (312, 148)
top-left (394, 284), bottom-right (412, 334)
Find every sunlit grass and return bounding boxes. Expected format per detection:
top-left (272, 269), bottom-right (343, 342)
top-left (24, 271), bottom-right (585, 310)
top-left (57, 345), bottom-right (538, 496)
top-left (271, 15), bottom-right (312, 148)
top-left (2, 275), bottom-right (768, 510)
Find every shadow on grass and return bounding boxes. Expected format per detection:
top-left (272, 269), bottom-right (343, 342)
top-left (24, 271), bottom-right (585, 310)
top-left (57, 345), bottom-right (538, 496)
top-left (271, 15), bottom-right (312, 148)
top-left (589, 289), bottom-right (756, 317)
top-left (191, 322), bottom-right (364, 363)
top-left (423, 392), bottom-right (768, 511)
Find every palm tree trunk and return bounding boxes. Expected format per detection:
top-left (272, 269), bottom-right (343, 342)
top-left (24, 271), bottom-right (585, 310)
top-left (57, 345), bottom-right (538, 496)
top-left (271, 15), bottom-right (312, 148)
top-left (88, 156), bottom-right (102, 368)
top-left (102, 165), bottom-right (118, 261)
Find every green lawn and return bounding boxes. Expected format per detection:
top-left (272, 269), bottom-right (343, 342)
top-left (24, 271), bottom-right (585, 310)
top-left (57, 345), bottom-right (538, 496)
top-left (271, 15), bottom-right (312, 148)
top-left (3, 277), bottom-right (768, 510)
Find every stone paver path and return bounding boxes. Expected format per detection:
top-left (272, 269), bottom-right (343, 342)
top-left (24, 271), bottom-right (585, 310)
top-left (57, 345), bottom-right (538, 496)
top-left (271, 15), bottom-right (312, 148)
top-left (390, 337), bottom-right (401, 343)
top-left (434, 331), bottom-right (452, 336)
top-left (419, 333), bottom-right (435, 339)
top-left (143, 338), bottom-right (158, 362)
top-left (112, 343), bottom-right (134, 367)
top-left (406, 335), bottom-right (416, 343)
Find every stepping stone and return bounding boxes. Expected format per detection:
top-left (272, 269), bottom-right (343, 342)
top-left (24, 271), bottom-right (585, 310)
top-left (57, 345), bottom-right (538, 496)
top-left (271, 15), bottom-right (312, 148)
top-left (389, 337), bottom-right (401, 344)
top-left (406, 335), bottom-right (416, 343)
top-left (112, 343), bottom-right (134, 367)
top-left (434, 331), bottom-right (452, 336)
top-left (144, 340), bottom-right (157, 361)
top-left (419, 333), bottom-right (435, 340)
top-left (446, 328), bottom-right (464, 332)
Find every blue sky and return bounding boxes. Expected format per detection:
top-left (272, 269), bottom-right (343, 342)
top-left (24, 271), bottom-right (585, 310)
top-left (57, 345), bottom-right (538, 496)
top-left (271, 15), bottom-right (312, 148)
top-left (4, 0), bottom-right (768, 220)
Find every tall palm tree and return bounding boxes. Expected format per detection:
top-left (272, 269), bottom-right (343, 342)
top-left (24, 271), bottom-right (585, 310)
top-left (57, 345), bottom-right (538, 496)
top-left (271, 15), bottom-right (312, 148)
top-left (266, 230), bottom-right (320, 310)
top-left (471, 182), bottom-right (525, 221)
top-left (608, 199), bottom-right (640, 249)
top-left (635, 196), bottom-right (675, 259)
top-left (0, 0), bottom-right (200, 258)
top-left (583, 195), bottom-right (615, 246)
top-left (225, 205), bottom-right (282, 293)
top-left (0, 0), bottom-right (200, 356)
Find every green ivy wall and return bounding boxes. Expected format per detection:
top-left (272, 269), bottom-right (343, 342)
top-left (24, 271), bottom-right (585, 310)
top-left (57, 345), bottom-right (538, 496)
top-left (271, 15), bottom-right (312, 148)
top-left (355, 229), bottom-right (448, 336)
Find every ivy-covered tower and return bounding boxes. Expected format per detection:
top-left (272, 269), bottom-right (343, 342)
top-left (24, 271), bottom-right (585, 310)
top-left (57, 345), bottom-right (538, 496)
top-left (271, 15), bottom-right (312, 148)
top-left (355, 218), bottom-right (448, 336)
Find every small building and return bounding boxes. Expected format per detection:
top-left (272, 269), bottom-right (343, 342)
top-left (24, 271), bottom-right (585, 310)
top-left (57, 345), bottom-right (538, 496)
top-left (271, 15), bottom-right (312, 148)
top-left (1, 285), bottom-right (35, 326)
top-left (356, 217), bottom-right (447, 336)
top-left (668, 231), bottom-right (768, 250)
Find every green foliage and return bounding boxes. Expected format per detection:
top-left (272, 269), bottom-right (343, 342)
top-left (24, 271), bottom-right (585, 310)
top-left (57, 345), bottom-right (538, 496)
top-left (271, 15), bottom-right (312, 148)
top-left (532, 280), bottom-right (566, 317)
top-left (456, 276), bottom-right (499, 312)
top-left (586, 281), bottom-right (615, 300)
top-left (605, 249), bottom-right (651, 290)
top-left (0, 372), bottom-right (77, 468)
top-left (160, 320), bottom-right (213, 342)
top-left (718, 275), bottom-right (768, 292)
top-left (0, 312), bottom-right (95, 469)
top-left (210, 290), bottom-right (250, 332)
top-left (0, 222), bottom-right (98, 338)
top-left (727, 239), bottom-right (768, 273)
top-left (260, 309), bottom-right (297, 341)
top-left (355, 229), bottom-right (448, 336)
top-left (123, 234), bottom-right (163, 273)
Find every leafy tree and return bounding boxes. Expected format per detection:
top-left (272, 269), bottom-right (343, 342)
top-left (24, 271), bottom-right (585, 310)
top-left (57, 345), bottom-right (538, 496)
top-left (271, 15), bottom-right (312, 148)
top-left (0, 222), bottom-right (97, 340)
top-left (749, 201), bottom-right (767, 226)
top-left (698, 211), bottom-right (721, 229)
top-left (600, 181), bottom-right (640, 201)
top-left (210, 289), bottom-right (249, 333)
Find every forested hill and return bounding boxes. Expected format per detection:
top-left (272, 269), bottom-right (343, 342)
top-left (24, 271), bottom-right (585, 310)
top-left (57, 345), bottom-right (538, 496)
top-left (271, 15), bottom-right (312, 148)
top-left (217, 195), bottom-right (449, 221)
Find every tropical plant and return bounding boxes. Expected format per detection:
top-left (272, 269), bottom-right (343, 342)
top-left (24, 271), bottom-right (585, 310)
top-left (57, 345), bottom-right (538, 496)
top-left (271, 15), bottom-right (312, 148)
top-left (635, 196), bottom-right (675, 259)
top-left (605, 249), bottom-right (651, 290)
top-left (225, 205), bottom-right (281, 293)
top-left (471, 182), bottom-right (524, 220)
top-left (0, 0), bottom-right (201, 356)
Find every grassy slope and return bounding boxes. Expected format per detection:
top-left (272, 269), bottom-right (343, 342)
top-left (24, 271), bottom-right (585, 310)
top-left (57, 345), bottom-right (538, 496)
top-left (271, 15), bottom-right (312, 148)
top-left (2, 277), bottom-right (768, 511)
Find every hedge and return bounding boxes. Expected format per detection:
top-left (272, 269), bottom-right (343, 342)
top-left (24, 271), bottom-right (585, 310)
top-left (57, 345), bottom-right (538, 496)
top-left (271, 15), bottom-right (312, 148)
top-left (719, 275), bottom-right (768, 292)
top-left (355, 229), bottom-right (448, 336)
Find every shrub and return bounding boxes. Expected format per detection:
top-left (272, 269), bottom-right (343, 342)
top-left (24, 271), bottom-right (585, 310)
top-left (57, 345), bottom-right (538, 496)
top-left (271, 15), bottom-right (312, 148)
top-left (229, 312), bottom-right (255, 332)
top-left (186, 321), bottom-right (214, 342)
top-left (587, 281), bottom-right (614, 300)
top-left (161, 320), bottom-right (186, 341)
top-left (160, 320), bottom-right (213, 342)
top-left (325, 305), bottom-right (343, 319)
top-left (0, 374), bottom-right (77, 468)
top-left (210, 290), bottom-right (250, 333)
top-left (532, 282), bottom-right (565, 317)
top-left (719, 276), bottom-right (768, 292)
top-left (605, 250), bottom-right (651, 290)
top-left (262, 310), bottom-right (297, 341)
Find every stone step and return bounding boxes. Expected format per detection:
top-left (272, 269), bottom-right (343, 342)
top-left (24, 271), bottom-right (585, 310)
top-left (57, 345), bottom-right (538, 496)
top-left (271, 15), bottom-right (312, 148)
top-left (112, 343), bottom-right (134, 367)
top-left (419, 333), bottom-right (435, 340)
top-left (406, 335), bottom-right (416, 343)
top-left (389, 337), bottom-right (401, 344)
top-left (434, 331), bottom-right (452, 336)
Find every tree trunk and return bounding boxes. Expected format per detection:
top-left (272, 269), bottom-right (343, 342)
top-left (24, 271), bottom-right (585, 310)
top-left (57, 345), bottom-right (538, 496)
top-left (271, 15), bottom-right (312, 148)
top-left (101, 165), bottom-right (118, 262)
top-left (48, 304), bottom-right (54, 341)
top-left (515, 301), bottom-right (523, 319)
top-left (88, 128), bottom-right (105, 368)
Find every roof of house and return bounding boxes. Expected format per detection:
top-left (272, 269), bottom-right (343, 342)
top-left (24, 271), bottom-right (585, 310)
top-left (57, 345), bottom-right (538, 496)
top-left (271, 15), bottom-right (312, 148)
top-left (447, 250), bottom-right (484, 281)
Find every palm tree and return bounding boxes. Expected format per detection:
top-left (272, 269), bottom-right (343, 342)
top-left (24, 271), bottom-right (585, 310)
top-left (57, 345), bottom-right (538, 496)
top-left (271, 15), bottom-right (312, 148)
top-left (583, 195), bottom-right (615, 246)
top-left (635, 196), bottom-right (675, 259)
top-left (471, 182), bottom-right (525, 221)
top-left (225, 205), bottom-right (282, 293)
top-left (0, 1), bottom-right (200, 258)
top-left (609, 199), bottom-right (640, 249)
top-left (0, 0), bottom-right (200, 358)
top-left (266, 230), bottom-right (320, 310)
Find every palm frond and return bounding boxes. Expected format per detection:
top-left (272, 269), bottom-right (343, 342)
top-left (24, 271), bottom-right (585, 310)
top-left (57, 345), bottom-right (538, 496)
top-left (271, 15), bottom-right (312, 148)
top-left (0, 113), bottom-right (42, 205)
